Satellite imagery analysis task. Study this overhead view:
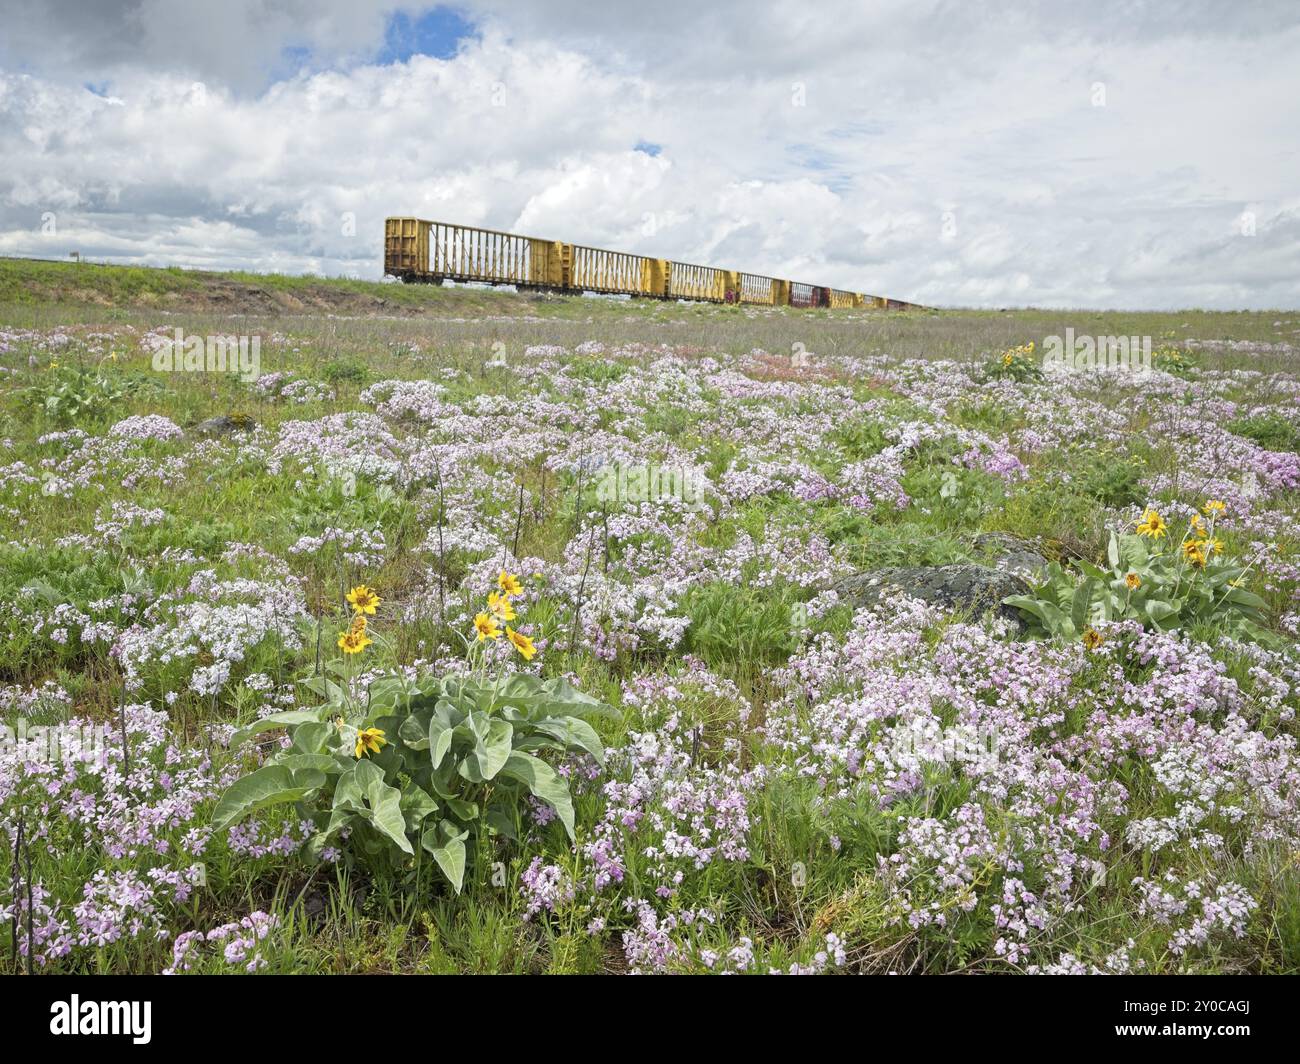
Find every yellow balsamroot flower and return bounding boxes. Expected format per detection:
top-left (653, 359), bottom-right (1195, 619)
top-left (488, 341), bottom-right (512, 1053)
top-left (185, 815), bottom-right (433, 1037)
top-left (487, 590), bottom-right (517, 621)
top-left (355, 726), bottom-right (386, 758)
top-left (1182, 540), bottom-right (1207, 568)
top-left (498, 570), bottom-right (523, 597)
top-left (1082, 627), bottom-right (1104, 650)
top-left (1125, 572), bottom-right (1141, 590)
top-left (474, 612), bottom-right (502, 641)
top-left (1189, 514), bottom-right (1205, 533)
top-left (1203, 500), bottom-right (1226, 515)
top-left (506, 626), bottom-right (537, 661)
top-left (346, 585), bottom-right (381, 615)
top-left (338, 627), bottom-right (373, 654)
top-left (1135, 510), bottom-right (1167, 539)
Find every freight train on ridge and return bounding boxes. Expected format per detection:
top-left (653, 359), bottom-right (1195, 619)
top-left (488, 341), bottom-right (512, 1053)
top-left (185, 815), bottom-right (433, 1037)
top-left (384, 217), bottom-right (925, 310)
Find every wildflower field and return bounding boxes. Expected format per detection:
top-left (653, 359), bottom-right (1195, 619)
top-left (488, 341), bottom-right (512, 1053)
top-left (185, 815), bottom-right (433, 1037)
top-left (3, 261), bottom-right (1300, 975)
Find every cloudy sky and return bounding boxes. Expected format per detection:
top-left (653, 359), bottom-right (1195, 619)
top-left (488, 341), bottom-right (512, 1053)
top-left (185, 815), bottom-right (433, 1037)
top-left (1, 0), bottom-right (1297, 308)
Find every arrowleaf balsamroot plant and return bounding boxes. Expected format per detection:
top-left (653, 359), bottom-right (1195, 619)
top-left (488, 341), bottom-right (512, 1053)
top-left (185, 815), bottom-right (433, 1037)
top-left (214, 574), bottom-right (612, 893)
top-left (1006, 502), bottom-right (1277, 645)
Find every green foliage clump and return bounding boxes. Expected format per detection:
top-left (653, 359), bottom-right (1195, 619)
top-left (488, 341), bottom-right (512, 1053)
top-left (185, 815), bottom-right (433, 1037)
top-left (1005, 527), bottom-right (1274, 644)
top-left (1077, 456), bottom-right (1145, 508)
top-left (1152, 344), bottom-right (1197, 376)
top-left (214, 672), bottom-right (614, 893)
top-left (683, 581), bottom-right (804, 667)
top-left (27, 365), bottom-right (152, 424)
top-left (1228, 411), bottom-right (1300, 453)
top-left (983, 343), bottom-right (1042, 382)
top-left (321, 358), bottom-right (371, 386)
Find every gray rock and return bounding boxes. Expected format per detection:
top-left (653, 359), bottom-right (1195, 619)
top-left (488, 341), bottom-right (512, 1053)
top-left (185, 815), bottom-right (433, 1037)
top-left (972, 532), bottom-right (1049, 581)
top-left (829, 533), bottom-right (1051, 630)
top-left (191, 414), bottom-right (257, 437)
top-left (833, 564), bottom-right (1031, 628)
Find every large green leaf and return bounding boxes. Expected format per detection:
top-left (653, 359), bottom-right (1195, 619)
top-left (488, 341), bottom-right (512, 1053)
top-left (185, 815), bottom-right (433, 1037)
top-left (443, 795), bottom-right (479, 821)
top-left (1118, 534), bottom-right (1149, 570)
top-left (1002, 595), bottom-right (1046, 622)
top-left (332, 763), bottom-right (366, 812)
top-left (1221, 586), bottom-right (1268, 611)
top-left (213, 765), bottom-right (325, 829)
top-left (298, 675), bottom-right (349, 707)
top-left (428, 714), bottom-right (454, 770)
top-left (290, 721), bottom-right (335, 755)
top-left (355, 760), bottom-right (413, 854)
top-left (1043, 600), bottom-right (1071, 636)
top-left (1144, 598), bottom-right (1179, 627)
top-left (366, 780), bottom-right (413, 854)
top-left (421, 825), bottom-right (467, 892)
top-left (400, 786), bottom-right (439, 832)
top-left (230, 709), bottom-right (325, 748)
top-left (471, 718), bottom-right (514, 781)
top-left (398, 710), bottom-right (430, 750)
top-left (526, 716), bottom-right (605, 765)
top-left (367, 676), bottom-right (413, 714)
top-left (500, 752), bottom-right (575, 839)
top-left (1070, 576), bottom-right (1097, 634)
top-left (276, 753), bottom-right (340, 775)
top-left (480, 674), bottom-right (618, 720)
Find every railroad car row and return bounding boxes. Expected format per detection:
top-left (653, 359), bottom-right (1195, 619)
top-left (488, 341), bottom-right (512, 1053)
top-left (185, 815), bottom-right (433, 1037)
top-left (384, 217), bottom-right (923, 309)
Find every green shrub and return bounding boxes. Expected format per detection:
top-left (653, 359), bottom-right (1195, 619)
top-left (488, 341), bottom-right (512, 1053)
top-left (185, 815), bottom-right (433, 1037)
top-left (682, 581), bottom-right (803, 667)
top-left (1152, 345), bottom-right (1197, 376)
top-left (214, 671), bottom-right (615, 893)
top-left (26, 365), bottom-right (154, 424)
top-left (1228, 411), bottom-right (1300, 453)
top-left (1005, 524), bottom-right (1274, 644)
top-left (1077, 456), bottom-right (1146, 508)
top-left (983, 343), bottom-right (1042, 382)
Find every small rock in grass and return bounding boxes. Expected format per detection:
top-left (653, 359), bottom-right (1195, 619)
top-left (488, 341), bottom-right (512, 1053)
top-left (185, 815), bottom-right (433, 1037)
top-left (833, 564), bottom-right (1031, 629)
top-left (190, 414), bottom-right (257, 437)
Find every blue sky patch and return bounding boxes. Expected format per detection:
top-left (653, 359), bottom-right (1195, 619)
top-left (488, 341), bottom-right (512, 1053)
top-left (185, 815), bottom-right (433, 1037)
top-left (378, 8), bottom-right (477, 63)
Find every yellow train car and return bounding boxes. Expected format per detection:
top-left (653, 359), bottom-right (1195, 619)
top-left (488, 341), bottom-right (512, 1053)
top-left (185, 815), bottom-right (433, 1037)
top-left (570, 245), bottom-right (650, 297)
top-left (739, 272), bottom-right (780, 306)
top-left (668, 261), bottom-right (728, 303)
top-left (383, 217), bottom-right (924, 310)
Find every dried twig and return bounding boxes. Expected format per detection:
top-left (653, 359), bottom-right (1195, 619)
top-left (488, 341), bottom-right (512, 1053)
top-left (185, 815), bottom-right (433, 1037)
top-left (568, 522), bottom-right (597, 657)
top-left (9, 814), bottom-right (20, 974)
top-left (601, 501), bottom-right (610, 573)
top-left (435, 458), bottom-right (447, 628)
top-left (22, 821), bottom-right (33, 976)
top-left (118, 684), bottom-right (131, 783)
top-left (511, 480), bottom-right (525, 560)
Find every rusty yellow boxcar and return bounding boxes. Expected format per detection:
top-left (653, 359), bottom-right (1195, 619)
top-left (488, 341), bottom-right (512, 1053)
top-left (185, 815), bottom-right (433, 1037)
top-left (384, 217), bottom-right (923, 310)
